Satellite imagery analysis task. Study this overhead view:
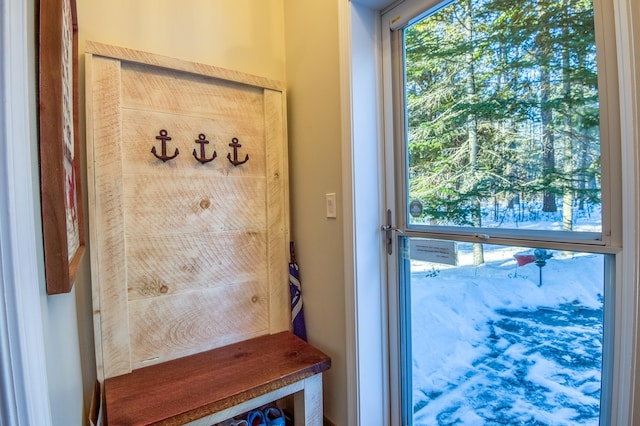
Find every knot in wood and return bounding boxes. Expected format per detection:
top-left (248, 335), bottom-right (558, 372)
top-left (233, 351), bottom-right (250, 359)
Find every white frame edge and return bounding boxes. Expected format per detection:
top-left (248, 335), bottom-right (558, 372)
top-left (338, 0), bottom-right (359, 423)
top-left (613, 0), bottom-right (640, 423)
top-left (0, 0), bottom-right (53, 424)
top-left (340, 1), bottom-right (391, 425)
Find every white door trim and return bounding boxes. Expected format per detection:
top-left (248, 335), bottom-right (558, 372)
top-left (0, 0), bottom-right (53, 424)
top-left (612, 0), bottom-right (640, 422)
top-left (340, 1), bottom-right (390, 425)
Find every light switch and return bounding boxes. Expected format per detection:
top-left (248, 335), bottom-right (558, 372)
top-left (326, 193), bottom-right (337, 218)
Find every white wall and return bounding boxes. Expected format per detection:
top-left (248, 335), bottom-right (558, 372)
top-left (283, 1), bottom-right (348, 423)
top-left (77, 0), bottom-right (286, 82)
top-left (40, 291), bottom-right (85, 425)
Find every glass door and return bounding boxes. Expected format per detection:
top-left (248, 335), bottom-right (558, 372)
top-left (383, 0), bottom-right (616, 424)
top-left (400, 238), bottom-right (606, 425)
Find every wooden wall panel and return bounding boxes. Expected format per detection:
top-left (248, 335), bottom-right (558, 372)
top-left (120, 109), bottom-right (266, 177)
top-left (86, 54), bottom-right (131, 380)
top-left (86, 43), bottom-right (289, 379)
top-left (122, 175), bottom-right (267, 233)
top-left (121, 63), bottom-right (265, 124)
top-left (128, 281), bottom-right (269, 369)
top-left (264, 89), bottom-right (289, 334)
top-left (85, 41), bottom-right (284, 92)
top-left (125, 232), bottom-right (268, 300)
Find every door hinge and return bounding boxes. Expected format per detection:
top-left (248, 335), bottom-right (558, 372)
top-left (381, 209), bottom-right (403, 255)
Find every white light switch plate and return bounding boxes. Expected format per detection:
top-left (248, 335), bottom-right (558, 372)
top-left (326, 193), bottom-right (336, 218)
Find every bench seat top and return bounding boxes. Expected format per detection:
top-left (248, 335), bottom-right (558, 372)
top-left (104, 331), bottom-right (331, 425)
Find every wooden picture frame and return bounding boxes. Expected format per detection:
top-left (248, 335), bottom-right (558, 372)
top-left (38, 0), bottom-right (85, 294)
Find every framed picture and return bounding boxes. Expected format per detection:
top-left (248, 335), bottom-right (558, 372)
top-left (38, 0), bottom-right (85, 294)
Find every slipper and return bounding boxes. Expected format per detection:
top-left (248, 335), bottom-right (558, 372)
top-left (247, 410), bottom-right (266, 426)
top-left (263, 407), bottom-right (285, 426)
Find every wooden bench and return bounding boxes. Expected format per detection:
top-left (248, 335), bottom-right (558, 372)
top-left (104, 331), bottom-right (331, 425)
top-left (85, 44), bottom-right (321, 426)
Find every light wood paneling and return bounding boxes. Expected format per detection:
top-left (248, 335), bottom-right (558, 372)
top-left (121, 63), bottom-right (265, 125)
top-left (125, 232), bottom-right (268, 300)
top-left (129, 281), bottom-right (269, 368)
top-left (86, 43), bottom-right (290, 379)
top-left (122, 175), bottom-right (267, 235)
top-left (85, 40), bottom-right (285, 92)
top-left (264, 89), bottom-right (289, 333)
top-left (120, 109), bottom-right (266, 177)
top-left (86, 54), bottom-right (131, 380)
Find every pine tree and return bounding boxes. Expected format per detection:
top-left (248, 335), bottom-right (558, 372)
top-left (404, 0), bottom-right (601, 237)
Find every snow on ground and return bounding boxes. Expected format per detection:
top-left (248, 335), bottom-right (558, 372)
top-left (409, 243), bottom-right (604, 425)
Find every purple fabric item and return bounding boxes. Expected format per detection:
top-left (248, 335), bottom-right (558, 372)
top-left (289, 242), bottom-right (307, 341)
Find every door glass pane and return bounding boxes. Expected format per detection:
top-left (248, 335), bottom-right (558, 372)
top-left (402, 236), bottom-right (604, 425)
top-left (404, 0), bottom-right (601, 235)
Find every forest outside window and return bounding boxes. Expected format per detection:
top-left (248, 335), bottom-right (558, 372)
top-left (388, 0), bottom-right (620, 424)
top-left (403, 0), bottom-right (607, 245)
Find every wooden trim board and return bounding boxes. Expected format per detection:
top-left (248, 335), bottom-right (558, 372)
top-left (85, 41), bottom-right (284, 92)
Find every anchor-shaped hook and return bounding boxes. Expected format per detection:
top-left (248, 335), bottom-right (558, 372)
top-left (151, 129), bottom-right (179, 162)
top-left (227, 137), bottom-right (249, 167)
top-left (192, 133), bottom-right (217, 164)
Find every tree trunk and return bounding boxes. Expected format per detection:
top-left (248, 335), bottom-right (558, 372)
top-left (577, 40), bottom-right (590, 211)
top-left (578, 127), bottom-right (589, 211)
top-left (539, 2), bottom-right (557, 213)
top-left (561, 0), bottom-right (573, 231)
top-left (465, 0), bottom-right (484, 265)
top-left (541, 64), bottom-right (556, 212)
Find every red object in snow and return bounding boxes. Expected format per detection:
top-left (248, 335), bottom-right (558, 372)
top-left (514, 254), bottom-right (536, 266)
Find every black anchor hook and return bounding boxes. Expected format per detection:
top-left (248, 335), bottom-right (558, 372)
top-left (227, 137), bottom-right (249, 167)
top-left (192, 133), bottom-right (217, 164)
top-left (151, 129), bottom-right (180, 162)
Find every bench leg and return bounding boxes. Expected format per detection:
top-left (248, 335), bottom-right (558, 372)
top-left (294, 374), bottom-right (323, 426)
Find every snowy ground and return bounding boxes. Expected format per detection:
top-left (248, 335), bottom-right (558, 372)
top-left (409, 244), bottom-right (604, 425)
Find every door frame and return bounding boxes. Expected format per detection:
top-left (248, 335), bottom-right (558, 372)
top-left (339, 1), bottom-right (391, 425)
top-left (0, 0), bottom-right (53, 423)
top-left (368, 0), bottom-right (640, 425)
